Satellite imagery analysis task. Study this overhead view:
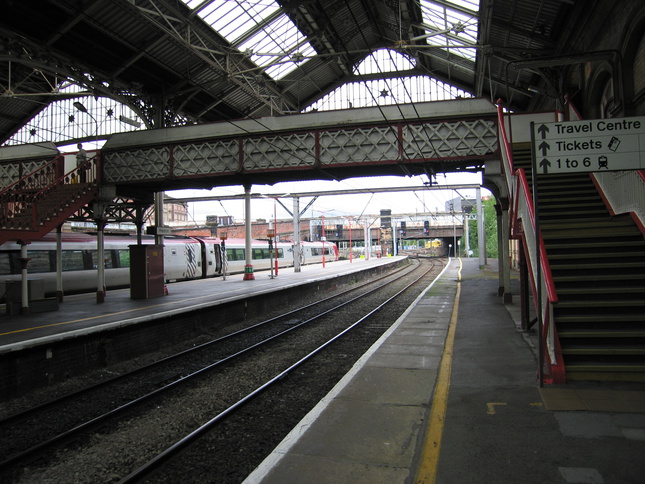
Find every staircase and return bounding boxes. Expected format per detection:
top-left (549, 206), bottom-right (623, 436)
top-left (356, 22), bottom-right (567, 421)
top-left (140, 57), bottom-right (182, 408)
top-left (513, 142), bottom-right (645, 381)
top-left (0, 157), bottom-right (100, 245)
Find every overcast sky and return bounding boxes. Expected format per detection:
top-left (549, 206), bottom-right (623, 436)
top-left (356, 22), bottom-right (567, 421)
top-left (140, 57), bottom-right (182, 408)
top-left (168, 171), bottom-right (487, 224)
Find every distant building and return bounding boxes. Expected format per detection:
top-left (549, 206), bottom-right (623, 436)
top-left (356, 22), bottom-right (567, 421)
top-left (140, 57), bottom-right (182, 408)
top-left (445, 197), bottom-right (476, 214)
top-left (206, 215), bottom-right (234, 226)
top-left (164, 200), bottom-right (189, 225)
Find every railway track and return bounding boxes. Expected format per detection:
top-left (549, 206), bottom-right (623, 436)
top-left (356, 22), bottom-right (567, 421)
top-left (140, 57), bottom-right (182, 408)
top-left (0, 258), bottom-right (446, 483)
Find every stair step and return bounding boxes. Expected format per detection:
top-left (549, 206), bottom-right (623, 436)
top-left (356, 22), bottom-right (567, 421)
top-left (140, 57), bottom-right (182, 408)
top-left (539, 210), bottom-right (609, 218)
top-left (550, 261), bottom-right (645, 271)
top-left (553, 274), bottom-right (645, 285)
top-left (561, 346), bottom-right (645, 355)
top-left (542, 220), bottom-right (636, 230)
top-left (543, 227), bottom-right (641, 239)
top-left (565, 362), bottom-right (645, 373)
top-left (557, 286), bottom-right (645, 296)
top-left (538, 196), bottom-right (603, 205)
top-left (555, 299), bottom-right (645, 309)
top-left (555, 313), bottom-right (645, 323)
top-left (558, 329), bottom-right (645, 338)
top-left (546, 240), bottom-right (645, 251)
top-left (549, 251), bottom-right (645, 261)
top-left (537, 185), bottom-right (597, 193)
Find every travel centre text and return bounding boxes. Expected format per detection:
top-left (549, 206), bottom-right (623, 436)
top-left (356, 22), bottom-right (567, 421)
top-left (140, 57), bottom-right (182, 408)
top-left (555, 119), bottom-right (641, 134)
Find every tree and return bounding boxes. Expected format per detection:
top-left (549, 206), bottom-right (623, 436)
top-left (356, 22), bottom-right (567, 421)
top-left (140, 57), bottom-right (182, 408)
top-left (467, 197), bottom-right (498, 258)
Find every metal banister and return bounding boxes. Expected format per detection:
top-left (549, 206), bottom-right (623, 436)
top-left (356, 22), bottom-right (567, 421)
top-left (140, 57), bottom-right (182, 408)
top-left (497, 100), bottom-right (563, 384)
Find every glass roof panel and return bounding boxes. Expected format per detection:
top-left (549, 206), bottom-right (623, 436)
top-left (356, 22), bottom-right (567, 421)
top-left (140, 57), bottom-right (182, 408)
top-left (201, 1), bottom-right (280, 42)
top-left (355, 49), bottom-right (416, 75)
top-left (419, 0), bottom-right (479, 62)
top-left (181, 0), bottom-right (311, 80)
top-left (238, 13), bottom-right (314, 79)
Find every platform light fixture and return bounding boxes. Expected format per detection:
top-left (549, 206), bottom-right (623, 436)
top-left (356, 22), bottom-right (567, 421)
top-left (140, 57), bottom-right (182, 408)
top-left (73, 101), bottom-right (88, 112)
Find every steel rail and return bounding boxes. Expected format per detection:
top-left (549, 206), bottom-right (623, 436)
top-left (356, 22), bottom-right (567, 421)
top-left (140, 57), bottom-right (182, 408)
top-left (118, 259), bottom-right (443, 483)
top-left (0, 260), bottom-right (421, 473)
top-left (0, 261), bottom-right (411, 429)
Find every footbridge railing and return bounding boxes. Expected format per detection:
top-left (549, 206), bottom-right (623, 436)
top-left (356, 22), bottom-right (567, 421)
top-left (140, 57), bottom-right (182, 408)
top-left (0, 154), bottom-right (100, 244)
top-left (101, 98), bottom-right (499, 190)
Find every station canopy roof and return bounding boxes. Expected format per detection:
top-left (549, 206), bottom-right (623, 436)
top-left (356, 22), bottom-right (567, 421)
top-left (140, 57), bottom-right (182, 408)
top-left (0, 0), bottom-right (581, 146)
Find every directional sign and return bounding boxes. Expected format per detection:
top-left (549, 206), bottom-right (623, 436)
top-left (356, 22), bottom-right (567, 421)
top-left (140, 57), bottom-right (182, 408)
top-left (532, 116), bottom-right (645, 174)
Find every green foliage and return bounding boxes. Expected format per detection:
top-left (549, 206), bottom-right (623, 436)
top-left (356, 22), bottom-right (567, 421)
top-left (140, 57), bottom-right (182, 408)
top-left (467, 197), bottom-right (498, 258)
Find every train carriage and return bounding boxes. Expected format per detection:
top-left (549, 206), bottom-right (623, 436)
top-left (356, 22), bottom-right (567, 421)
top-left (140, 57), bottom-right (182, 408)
top-left (0, 233), bottom-right (337, 301)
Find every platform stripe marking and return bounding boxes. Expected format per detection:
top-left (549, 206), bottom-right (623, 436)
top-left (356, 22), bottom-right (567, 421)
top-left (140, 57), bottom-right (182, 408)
top-left (0, 268), bottom-right (340, 338)
top-left (415, 257), bottom-right (462, 484)
top-left (0, 291), bottom-right (236, 338)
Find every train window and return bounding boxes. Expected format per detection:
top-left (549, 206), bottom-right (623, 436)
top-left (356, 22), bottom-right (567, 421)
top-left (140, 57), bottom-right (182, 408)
top-left (89, 250), bottom-right (114, 269)
top-left (252, 248), bottom-right (281, 260)
top-left (61, 250), bottom-right (86, 271)
top-left (0, 252), bottom-right (19, 275)
top-left (0, 253), bottom-right (8, 275)
top-left (226, 248), bottom-right (245, 261)
top-left (27, 250), bottom-right (53, 273)
top-left (117, 250), bottom-right (130, 268)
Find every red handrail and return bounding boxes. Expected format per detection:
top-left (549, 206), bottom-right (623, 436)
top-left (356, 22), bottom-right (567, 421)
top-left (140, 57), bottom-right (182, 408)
top-left (496, 100), bottom-right (563, 383)
top-left (1, 154), bottom-right (99, 232)
top-left (0, 155), bottom-right (61, 196)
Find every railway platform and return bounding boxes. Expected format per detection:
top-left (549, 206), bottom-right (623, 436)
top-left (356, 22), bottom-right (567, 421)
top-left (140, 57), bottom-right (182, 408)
top-left (245, 257), bottom-right (645, 484)
top-left (0, 256), bottom-right (406, 400)
top-left (0, 256), bottom-right (401, 350)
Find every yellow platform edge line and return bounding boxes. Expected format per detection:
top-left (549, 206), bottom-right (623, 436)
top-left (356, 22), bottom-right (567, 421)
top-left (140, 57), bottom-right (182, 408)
top-left (414, 257), bottom-right (462, 484)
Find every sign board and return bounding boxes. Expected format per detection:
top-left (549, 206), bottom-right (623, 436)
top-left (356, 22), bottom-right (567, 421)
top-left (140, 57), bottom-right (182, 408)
top-left (532, 116), bottom-right (645, 174)
top-left (146, 226), bottom-right (172, 235)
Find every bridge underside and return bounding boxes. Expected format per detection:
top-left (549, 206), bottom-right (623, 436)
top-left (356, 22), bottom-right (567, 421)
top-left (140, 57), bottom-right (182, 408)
top-left (101, 98), bottom-right (499, 197)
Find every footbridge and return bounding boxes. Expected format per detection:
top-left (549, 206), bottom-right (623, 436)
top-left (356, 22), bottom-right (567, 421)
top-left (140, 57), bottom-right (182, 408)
top-left (101, 98), bottom-right (499, 196)
top-left (0, 97), bottom-right (498, 305)
top-left (1, 97), bottom-right (499, 245)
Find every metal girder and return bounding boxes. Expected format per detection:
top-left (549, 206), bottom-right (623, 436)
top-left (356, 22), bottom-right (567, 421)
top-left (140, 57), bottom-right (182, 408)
top-left (135, 0), bottom-right (293, 116)
top-left (102, 98), bottom-right (498, 188)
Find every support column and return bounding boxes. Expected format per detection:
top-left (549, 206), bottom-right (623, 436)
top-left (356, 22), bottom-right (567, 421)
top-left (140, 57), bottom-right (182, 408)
top-left (56, 225), bottom-right (64, 302)
top-left (154, 192), bottom-right (164, 246)
top-left (364, 223), bottom-right (370, 260)
top-left (243, 184), bottom-right (255, 280)
top-left (495, 200), bottom-right (512, 303)
top-left (19, 242), bottom-right (30, 314)
top-left (135, 205), bottom-right (144, 245)
top-left (519, 245), bottom-right (530, 331)
top-left (96, 218), bottom-right (107, 303)
top-left (464, 215), bottom-right (471, 257)
top-left (476, 187), bottom-right (486, 268)
top-left (501, 205), bottom-right (512, 303)
top-left (293, 196), bottom-right (301, 273)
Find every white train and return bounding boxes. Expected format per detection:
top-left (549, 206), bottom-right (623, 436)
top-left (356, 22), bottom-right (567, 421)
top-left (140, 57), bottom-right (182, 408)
top-left (0, 232), bottom-right (338, 300)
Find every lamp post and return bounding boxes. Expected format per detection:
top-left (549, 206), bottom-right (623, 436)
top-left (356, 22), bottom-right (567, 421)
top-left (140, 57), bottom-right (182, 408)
top-left (73, 101), bottom-right (99, 149)
top-left (74, 101), bottom-right (105, 302)
top-left (321, 213), bottom-right (326, 268)
top-left (220, 232), bottom-right (228, 281)
top-left (273, 197), bottom-right (278, 276)
top-left (348, 217), bottom-right (353, 263)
